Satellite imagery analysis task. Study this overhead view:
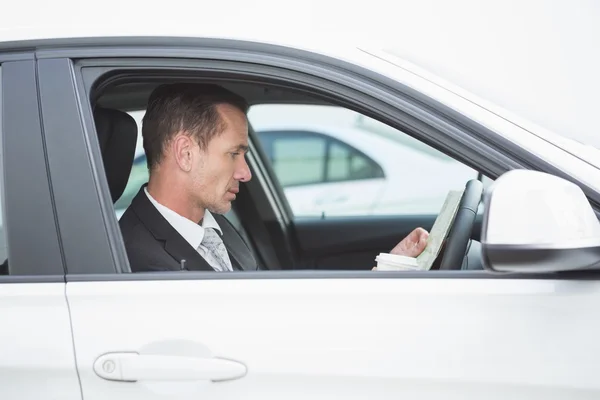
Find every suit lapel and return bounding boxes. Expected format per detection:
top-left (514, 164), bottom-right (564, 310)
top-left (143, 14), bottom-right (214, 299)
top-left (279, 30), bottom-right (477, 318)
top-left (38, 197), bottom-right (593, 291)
top-left (130, 186), bottom-right (214, 272)
top-left (213, 213), bottom-right (257, 271)
top-left (224, 243), bottom-right (244, 271)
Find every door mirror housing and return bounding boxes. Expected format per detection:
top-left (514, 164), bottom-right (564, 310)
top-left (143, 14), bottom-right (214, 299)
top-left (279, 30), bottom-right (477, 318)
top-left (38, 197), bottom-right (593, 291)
top-left (481, 169), bottom-right (600, 273)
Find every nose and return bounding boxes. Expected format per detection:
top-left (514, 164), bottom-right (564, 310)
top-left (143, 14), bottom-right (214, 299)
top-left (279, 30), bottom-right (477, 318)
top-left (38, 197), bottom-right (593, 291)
top-left (234, 155), bottom-right (252, 182)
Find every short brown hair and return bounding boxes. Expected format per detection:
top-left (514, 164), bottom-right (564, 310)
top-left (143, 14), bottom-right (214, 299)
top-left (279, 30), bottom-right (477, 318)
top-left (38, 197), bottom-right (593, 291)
top-left (142, 83), bottom-right (249, 170)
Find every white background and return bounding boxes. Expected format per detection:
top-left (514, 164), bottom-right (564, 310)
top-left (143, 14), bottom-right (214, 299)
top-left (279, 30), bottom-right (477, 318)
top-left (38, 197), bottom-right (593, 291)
top-left (3, 0), bottom-right (600, 148)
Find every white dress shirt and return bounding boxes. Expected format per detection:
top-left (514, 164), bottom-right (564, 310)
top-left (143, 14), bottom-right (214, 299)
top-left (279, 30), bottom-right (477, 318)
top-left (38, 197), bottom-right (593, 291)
top-left (144, 188), bottom-right (232, 271)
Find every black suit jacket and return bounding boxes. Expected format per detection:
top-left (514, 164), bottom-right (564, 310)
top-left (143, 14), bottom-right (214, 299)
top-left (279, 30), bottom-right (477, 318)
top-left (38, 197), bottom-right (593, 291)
top-left (119, 187), bottom-right (258, 272)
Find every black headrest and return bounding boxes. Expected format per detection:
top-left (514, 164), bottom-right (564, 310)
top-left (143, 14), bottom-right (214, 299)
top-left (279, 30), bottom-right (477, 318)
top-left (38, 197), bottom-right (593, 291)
top-left (94, 107), bottom-right (138, 203)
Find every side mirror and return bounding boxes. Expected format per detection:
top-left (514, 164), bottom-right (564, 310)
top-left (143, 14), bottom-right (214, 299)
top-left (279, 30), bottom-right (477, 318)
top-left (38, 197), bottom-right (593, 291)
top-left (481, 169), bottom-right (600, 273)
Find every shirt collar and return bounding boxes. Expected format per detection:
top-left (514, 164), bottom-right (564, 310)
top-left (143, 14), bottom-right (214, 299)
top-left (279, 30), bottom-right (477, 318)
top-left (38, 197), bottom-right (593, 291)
top-left (144, 188), bottom-right (222, 250)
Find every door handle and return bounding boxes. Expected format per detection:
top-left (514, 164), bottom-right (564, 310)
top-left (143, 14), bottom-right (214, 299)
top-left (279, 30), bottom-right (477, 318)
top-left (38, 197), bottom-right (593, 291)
top-left (94, 352), bottom-right (247, 382)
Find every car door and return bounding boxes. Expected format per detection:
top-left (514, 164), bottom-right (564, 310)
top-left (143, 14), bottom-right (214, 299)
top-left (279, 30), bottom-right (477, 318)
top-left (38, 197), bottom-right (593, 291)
top-left (0, 58), bottom-right (81, 400)
top-left (39, 45), bottom-right (600, 400)
top-left (67, 275), bottom-right (600, 400)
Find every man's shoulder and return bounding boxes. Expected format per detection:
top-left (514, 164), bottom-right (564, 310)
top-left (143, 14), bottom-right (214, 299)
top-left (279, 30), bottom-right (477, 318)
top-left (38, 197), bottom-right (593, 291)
top-left (119, 206), bottom-right (155, 245)
top-left (119, 206), bottom-right (141, 235)
top-left (119, 206), bottom-right (176, 272)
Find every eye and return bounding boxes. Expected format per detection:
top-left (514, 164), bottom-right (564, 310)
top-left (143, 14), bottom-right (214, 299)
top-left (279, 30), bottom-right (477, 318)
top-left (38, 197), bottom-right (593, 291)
top-left (230, 152), bottom-right (240, 159)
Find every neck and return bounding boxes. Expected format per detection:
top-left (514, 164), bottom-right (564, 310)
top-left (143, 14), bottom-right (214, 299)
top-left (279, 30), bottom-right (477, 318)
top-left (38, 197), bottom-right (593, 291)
top-left (146, 172), bottom-right (205, 224)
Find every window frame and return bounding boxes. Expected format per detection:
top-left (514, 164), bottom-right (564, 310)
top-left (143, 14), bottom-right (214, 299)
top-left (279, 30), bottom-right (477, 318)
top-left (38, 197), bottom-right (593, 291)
top-left (0, 57), bottom-right (66, 280)
top-left (74, 64), bottom-right (514, 278)
top-left (27, 37), bottom-right (588, 280)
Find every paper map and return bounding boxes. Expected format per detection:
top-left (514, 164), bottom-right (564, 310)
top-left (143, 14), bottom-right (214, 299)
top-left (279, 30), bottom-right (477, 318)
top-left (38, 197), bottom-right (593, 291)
top-left (415, 190), bottom-right (464, 270)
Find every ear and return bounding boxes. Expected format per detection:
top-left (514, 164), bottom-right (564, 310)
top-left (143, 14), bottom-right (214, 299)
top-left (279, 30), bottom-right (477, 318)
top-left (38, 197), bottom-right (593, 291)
top-left (172, 134), bottom-right (194, 172)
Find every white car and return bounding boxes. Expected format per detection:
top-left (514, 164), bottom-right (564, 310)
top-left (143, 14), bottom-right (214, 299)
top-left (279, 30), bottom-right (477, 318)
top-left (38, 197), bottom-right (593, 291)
top-left (2, 6), bottom-right (600, 400)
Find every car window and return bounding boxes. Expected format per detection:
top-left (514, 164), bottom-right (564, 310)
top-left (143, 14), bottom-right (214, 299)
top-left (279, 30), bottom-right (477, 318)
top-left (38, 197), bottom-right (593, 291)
top-left (247, 104), bottom-right (479, 218)
top-left (327, 141), bottom-right (384, 182)
top-left (259, 131), bottom-right (327, 186)
top-left (115, 104), bottom-right (480, 220)
top-left (258, 130), bottom-right (383, 187)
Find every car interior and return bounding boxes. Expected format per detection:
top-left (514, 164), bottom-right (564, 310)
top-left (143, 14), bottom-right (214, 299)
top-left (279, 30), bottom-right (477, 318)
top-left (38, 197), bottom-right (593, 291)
top-left (91, 76), bottom-right (487, 273)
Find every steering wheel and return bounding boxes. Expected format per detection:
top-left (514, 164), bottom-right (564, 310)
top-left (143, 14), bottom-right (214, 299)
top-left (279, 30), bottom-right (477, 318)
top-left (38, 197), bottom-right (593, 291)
top-left (438, 179), bottom-right (484, 270)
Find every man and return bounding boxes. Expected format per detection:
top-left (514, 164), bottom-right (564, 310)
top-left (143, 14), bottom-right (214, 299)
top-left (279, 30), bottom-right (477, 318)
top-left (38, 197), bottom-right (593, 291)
top-left (120, 83), bottom-right (429, 272)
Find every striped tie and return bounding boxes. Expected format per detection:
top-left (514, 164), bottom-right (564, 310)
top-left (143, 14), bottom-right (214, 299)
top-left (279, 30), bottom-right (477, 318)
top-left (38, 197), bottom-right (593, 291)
top-left (200, 227), bottom-right (233, 271)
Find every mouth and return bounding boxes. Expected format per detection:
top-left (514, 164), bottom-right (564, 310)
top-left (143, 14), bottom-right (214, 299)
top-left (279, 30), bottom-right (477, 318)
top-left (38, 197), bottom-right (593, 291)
top-left (226, 188), bottom-right (239, 200)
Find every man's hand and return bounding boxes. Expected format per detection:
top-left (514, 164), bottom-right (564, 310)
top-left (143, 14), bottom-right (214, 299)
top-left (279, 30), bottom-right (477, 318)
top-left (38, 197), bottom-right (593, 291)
top-left (372, 227), bottom-right (429, 270)
top-left (390, 227), bottom-right (429, 257)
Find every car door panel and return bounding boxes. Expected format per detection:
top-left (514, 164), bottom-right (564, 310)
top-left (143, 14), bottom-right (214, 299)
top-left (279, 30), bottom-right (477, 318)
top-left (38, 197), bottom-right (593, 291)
top-left (0, 283), bottom-right (81, 400)
top-left (67, 277), bottom-right (600, 400)
top-left (292, 215), bottom-right (437, 269)
top-left (292, 210), bottom-right (485, 270)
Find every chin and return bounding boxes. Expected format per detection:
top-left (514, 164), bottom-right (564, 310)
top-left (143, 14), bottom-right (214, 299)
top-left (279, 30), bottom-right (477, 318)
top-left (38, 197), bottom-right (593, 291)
top-left (208, 202), bottom-right (231, 215)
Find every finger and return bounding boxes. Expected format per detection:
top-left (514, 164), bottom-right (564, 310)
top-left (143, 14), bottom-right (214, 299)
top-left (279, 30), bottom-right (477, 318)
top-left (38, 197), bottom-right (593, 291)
top-left (416, 227), bottom-right (428, 236)
top-left (409, 227), bottom-right (424, 241)
top-left (417, 229), bottom-right (429, 242)
top-left (417, 237), bottom-right (428, 251)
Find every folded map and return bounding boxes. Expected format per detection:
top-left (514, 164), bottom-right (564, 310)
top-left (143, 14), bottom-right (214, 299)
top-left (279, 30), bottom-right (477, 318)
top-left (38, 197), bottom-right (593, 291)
top-left (375, 189), bottom-right (465, 271)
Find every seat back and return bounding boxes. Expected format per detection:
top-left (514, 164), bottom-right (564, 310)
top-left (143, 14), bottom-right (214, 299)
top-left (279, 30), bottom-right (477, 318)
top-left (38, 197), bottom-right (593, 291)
top-left (93, 107), bottom-right (138, 203)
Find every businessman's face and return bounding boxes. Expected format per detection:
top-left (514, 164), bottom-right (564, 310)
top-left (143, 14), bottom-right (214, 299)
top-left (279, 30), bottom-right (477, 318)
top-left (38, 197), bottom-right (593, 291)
top-left (190, 103), bottom-right (252, 214)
